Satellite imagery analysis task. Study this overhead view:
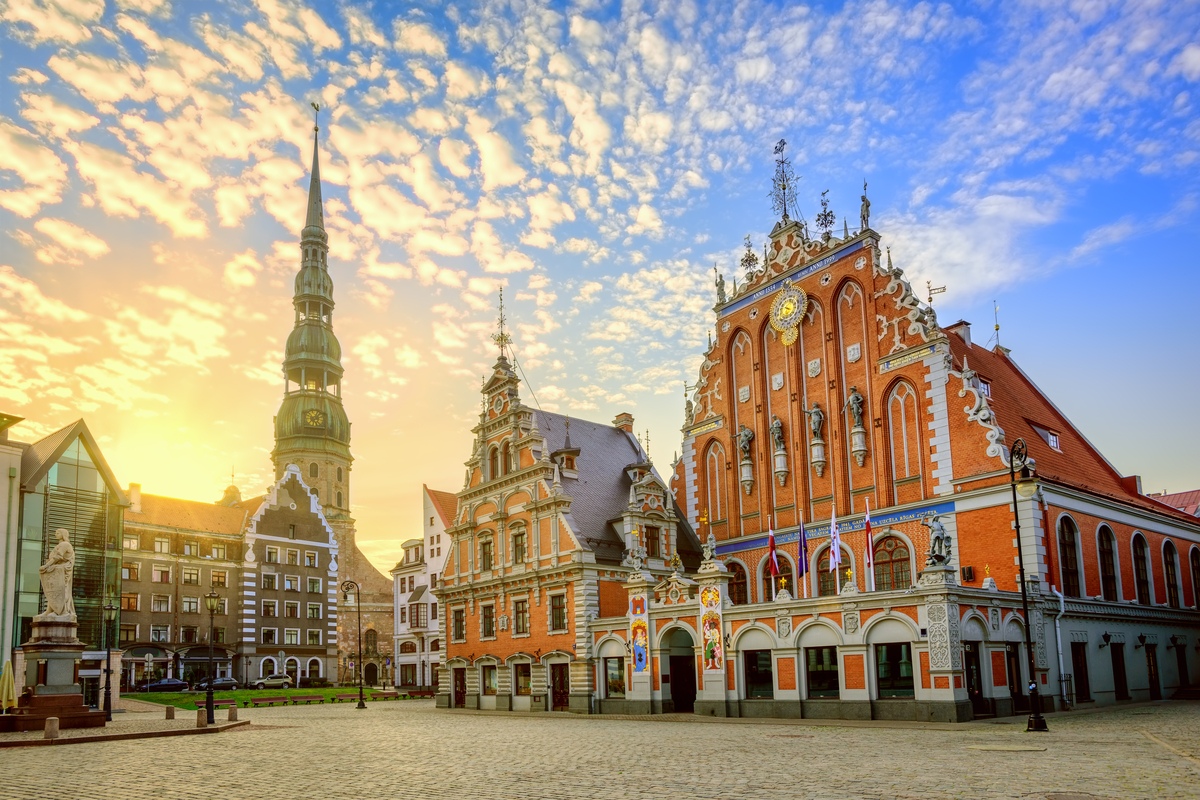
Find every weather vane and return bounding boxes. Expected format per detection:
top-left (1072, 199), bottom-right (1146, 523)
top-left (491, 288), bottom-right (512, 356)
top-left (815, 189), bottom-right (836, 241)
top-left (769, 139), bottom-right (799, 222)
top-left (311, 101), bottom-right (320, 132)
top-left (926, 280), bottom-right (946, 305)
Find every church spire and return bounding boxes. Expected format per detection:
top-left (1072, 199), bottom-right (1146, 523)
top-left (305, 102), bottom-right (325, 234)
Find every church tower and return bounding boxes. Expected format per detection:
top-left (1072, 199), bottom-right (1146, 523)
top-left (272, 111), bottom-right (353, 515)
top-left (271, 109), bottom-right (394, 687)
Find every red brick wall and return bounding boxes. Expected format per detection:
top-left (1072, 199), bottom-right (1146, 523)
top-left (777, 656), bottom-right (796, 690)
top-left (598, 580), bottom-right (627, 618)
top-left (843, 653), bottom-right (865, 689)
top-left (991, 650), bottom-right (1007, 687)
top-left (919, 650), bottom-right (930, 689)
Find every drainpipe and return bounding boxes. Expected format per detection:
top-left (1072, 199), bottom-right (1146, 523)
top-left (2, 467), bottom-right (15, 663)
top-left (1051, 587), bottom-right (1068, 710)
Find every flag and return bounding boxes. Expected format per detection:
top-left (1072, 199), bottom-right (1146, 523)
top-left (797, 519), bottom-right (809, 599)
top-left (767, 517), bottom-right (780, 577)
top-left (829, 504), bottom-right (842, 573)
top-left (864, 499), bottom-right (875, 592)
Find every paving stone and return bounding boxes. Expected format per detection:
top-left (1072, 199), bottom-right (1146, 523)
top-left (2, 701), bottom-right (1198, 799)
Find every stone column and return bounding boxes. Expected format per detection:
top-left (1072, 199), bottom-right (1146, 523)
top-left (918, 564), bottom-right (971, 722)
top-left (694, 560), bottom-right (730, 717)
top-left (624, 571), bottom-right (654, 715)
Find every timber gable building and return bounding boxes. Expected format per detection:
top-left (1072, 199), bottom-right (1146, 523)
top-left (438, 194), bottom-right (1200, 720)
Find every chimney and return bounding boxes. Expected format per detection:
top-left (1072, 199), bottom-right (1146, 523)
top-left (1121, 475), bottom-right (1143, 496)
top-left (612, 412), bottom-right (634, 434)
top-left (945, 319), bottom-right (971, 347)
top-left (128, 482), bottom-right (142, 513)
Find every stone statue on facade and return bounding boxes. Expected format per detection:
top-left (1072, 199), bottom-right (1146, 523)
top-left (844, 387), bottom-right (865, 429)
top-left (701, 532), bottom-right (717, 562)
top-left (715, 268), bottom-right (727, 304)
top-left (922, 514), bottom-right (952, 566)
top-left (770, 414), bottom-right (785, 452)
top-left (36, 529), bottom-right (76, 621)
top-left (803, 402), bottom-right (825, 439)
top-left (736, 424), bottom-right (754, 459)
top-left (860, 181), bottom-right (870, 231)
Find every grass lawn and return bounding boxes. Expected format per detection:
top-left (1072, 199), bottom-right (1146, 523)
top-left (124, 686), bottom-right (401, 709)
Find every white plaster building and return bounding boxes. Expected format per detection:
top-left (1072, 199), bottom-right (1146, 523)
top-left (391, 485), bottom-right (453, 689)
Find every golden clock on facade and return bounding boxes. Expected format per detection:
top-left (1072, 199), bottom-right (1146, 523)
top-left (305, 409), bottom-right (326, 427)
top-left (769, 281), bottom-right (807, 344)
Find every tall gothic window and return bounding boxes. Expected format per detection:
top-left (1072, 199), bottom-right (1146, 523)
top-left (502, 440), bottom-right (512, 476)
top-left (488, 447), bottom-right (499, 480)
top-left (886, 382), bottom-right (921, 503)
top-left (1057, 517), bottom-right (1081, 598)
top-left (1098, 526), bottom-right (1118, 601)
top-left (727, 562), bottom-right (748, 605)
top-left (1163, 541), bottom-right (1180, 608)
top-left (763, 557), bottom-right (794, 601)
top-left (1191, 548), bottom-right (1200, 610)
top-left (1132, 534), bottom-right (1151, 605)
top-left (873, 536), bottom-right (911, 591)
top-left (705, 442), bottom-right (727, 523)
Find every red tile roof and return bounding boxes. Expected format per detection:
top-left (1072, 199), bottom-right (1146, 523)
top-left (125, 493), bottom-right (248, 535)
top-left (425, 485), bottom-right (457, 527)
top-left (946, 333), bottom-right (1199, 526)
top-left (1154, 488), bottom-right (1200, 517)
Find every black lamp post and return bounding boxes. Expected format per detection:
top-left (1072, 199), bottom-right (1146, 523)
top-left (1008, 438), bottom-right (1048, 732)
top-left (341, 579), bottom-right (366, 709)
top-left (102, 602), bottom-right (117, 721)
top-left (204, 591), bottom-right (220, 724)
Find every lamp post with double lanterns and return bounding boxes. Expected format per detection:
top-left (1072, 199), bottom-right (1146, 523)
top-left (1008, 437), bottom-right (1048, 732)
top-left (102, 602), bottom-right (117, 722)
top-left (204, 591), bottom-right (221, 724)
top-left (341, 579), bottom-right (366, 709)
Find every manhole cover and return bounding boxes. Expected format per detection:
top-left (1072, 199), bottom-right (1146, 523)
top-left (966, 745), bottom-right (1046, 752)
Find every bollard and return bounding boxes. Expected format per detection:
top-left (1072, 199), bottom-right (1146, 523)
top-left (196, 708), bottom-right (207, 728)
top-left (165, 706), bottom-right (175, 720)
top-left (227, 706), bottom-right (238, 722)
top-left (44, 716), bottom-right (60, 739)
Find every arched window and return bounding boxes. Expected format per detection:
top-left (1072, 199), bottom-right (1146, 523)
top-left (705, 443), bottom-right (727, 523)
top-left (430, 639), bottom-right (440, 652)
top-left (308, 658), bottom-right (322, 678)
top-left (1098, 526), bottom-right (1118, 601)
top-left (817, 548), bottom-right (851, 597)
top-left (1163, 541), bottom-right (1180, 608)
top-left (488, 447), bottom-right (499, 480)
top-left (309, 462), bottom-right (319, 479)
top-left (873, 536), bottom-right (911, 591)
top-left (365, 629), bottom-right (378, 652)
top-left (1132, 534), bottom-right (1151, 605)
top-left (763, 557), bottom-right (794, 601)
top-left (400, 641), bottom-right (417, 654)
top-left (1192, 548), bottom-right (1200, 610)
top-left (336, 491), bottom-right (343, 507)
top-left (727, 562), bottom-right (748, 605)
top-left (337, 466), bottom-right (343, 482)
top-left (260, 657), bottom-right (276, 677)
top-left (502, 440), bottom-right (512, 475)
top-left (886, 382), bottom-right (921, 503)
top-left (1057, 517), bottom-right (1081, 597)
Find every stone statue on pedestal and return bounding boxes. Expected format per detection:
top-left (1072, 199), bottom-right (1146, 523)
top-left (770, 415), bottom-right (785, 451)
top-left (844, 387), bottom-right (865, 429)
top-left (923, 514), bottom-right (952, 566)
top-left (36, 529), bottom-right (76, 622)
top-left (803, 402), bottom-right (825, 439)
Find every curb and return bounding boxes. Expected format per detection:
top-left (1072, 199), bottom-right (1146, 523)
top-left (0, 719), bottom-right (252, 748)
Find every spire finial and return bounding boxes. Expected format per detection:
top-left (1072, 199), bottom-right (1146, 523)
top-left (491, 288), bottom-right (512, 357)
top-left (304, 101), bottom-right (325, 232)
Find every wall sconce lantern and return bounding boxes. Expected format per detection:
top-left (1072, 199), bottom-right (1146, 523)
top-left (1098, 632), bottom-right (1111, 649)
top-left (1134, 634), bottom-right (1147, 650)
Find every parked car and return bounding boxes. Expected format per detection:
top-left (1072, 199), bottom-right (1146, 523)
top-left (194, 677), bottom-right (239, 691)
top-left (145, 677), bottom-right (189, 692)
top-left (251, 673), bottom-right (293, 690)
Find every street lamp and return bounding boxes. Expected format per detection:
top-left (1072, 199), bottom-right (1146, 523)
top-left (1008, 438), bottom-right (1048, 732)
top-left (204, 591), bottom-right (221, 725)
top-left (341, 580), bottom-right (366, 709)
top-left (102, 602), bottom-right (118, 721)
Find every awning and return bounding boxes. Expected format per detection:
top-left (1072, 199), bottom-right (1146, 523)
top-left (408, 585), bottom-right (427, 602)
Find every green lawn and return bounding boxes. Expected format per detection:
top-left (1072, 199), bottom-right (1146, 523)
top-left (124, 686), bottom-right (404, 709)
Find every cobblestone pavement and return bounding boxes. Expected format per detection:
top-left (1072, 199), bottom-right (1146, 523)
top-left (3, 700), bottom-right (1199, 799)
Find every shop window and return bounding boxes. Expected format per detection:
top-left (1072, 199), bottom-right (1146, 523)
top-left (805, 646), bottom-right (839, 698)
top-left (876, 643), bottom-right (914, 698)
top-left (605, 657), bottom-right (626, 698)
top-left (743, 650), bottom-right (774, 699)
top-left (482, 665), bottom-right (497, 695)
top-left (513, 663), bottom-right (531, 695)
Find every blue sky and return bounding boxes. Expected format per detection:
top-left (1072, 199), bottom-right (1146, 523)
top-left (2, 0), bottom-right (1198, 568)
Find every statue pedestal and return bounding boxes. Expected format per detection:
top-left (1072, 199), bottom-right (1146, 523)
top-left (0, 618), bottom-right (106, 732)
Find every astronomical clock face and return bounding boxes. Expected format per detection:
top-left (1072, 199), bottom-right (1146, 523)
top-left (769, 282), bottom-right (808, 342)
top-left (305, 409), bottom-right (326, 427)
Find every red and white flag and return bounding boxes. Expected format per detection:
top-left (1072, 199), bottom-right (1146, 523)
top-left (829, 504), bottom-right (842, 581)
top-left (864, 499), bottom-right (875, 592)
top-left (767, 516), bottom-right (780, 599)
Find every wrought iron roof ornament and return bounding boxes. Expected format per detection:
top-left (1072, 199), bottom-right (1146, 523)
top-left (815, 189), bottom-right (836, 242)
top-left (492, 288), bottom-right (512, 358)
top-left (769, 138), bottom-right (799, 223)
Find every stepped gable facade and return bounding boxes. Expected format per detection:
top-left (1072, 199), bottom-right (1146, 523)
top-left (436, 346), bottom-right (700, 712)
top-left (653, 212), bottom-right (1199, 721)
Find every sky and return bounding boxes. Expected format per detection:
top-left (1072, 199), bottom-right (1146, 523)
top-left (2, 0), bottom-right (1199, 573)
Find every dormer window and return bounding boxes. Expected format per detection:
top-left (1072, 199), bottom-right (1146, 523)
top-left (1031, 424), bottom-right (1061, 452)
top-left (564, 456), bottom-right (575, 470)
top-left (978, 380), bottom-right (991, 397)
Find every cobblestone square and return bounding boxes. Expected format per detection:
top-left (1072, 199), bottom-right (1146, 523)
top-left (4, 701), bottom-right (1200, 799)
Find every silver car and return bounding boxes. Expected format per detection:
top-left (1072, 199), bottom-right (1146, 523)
top-left (251, 673), bottom-right (293, 690)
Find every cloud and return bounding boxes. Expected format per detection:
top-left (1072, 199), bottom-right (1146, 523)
top-left (394, 20), bottom-right (446, 57)
top-left (465, 112), bottom-right (525, 191)
top-left (0, 265), bottom-right (89, 321)
top-left (0, 0), bottom-right (104, 45)
top-left (223, 249), bottom-right (264, 288)
top-left (0, 120), bottom-right (68, 216)
top-left (28, 217), bottom-right (110, 264)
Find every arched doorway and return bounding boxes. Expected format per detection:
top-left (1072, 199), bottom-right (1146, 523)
top-left (364, 662), bottom-right (379, 686)
top-left (664, 628), bottom-right (697, 714)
